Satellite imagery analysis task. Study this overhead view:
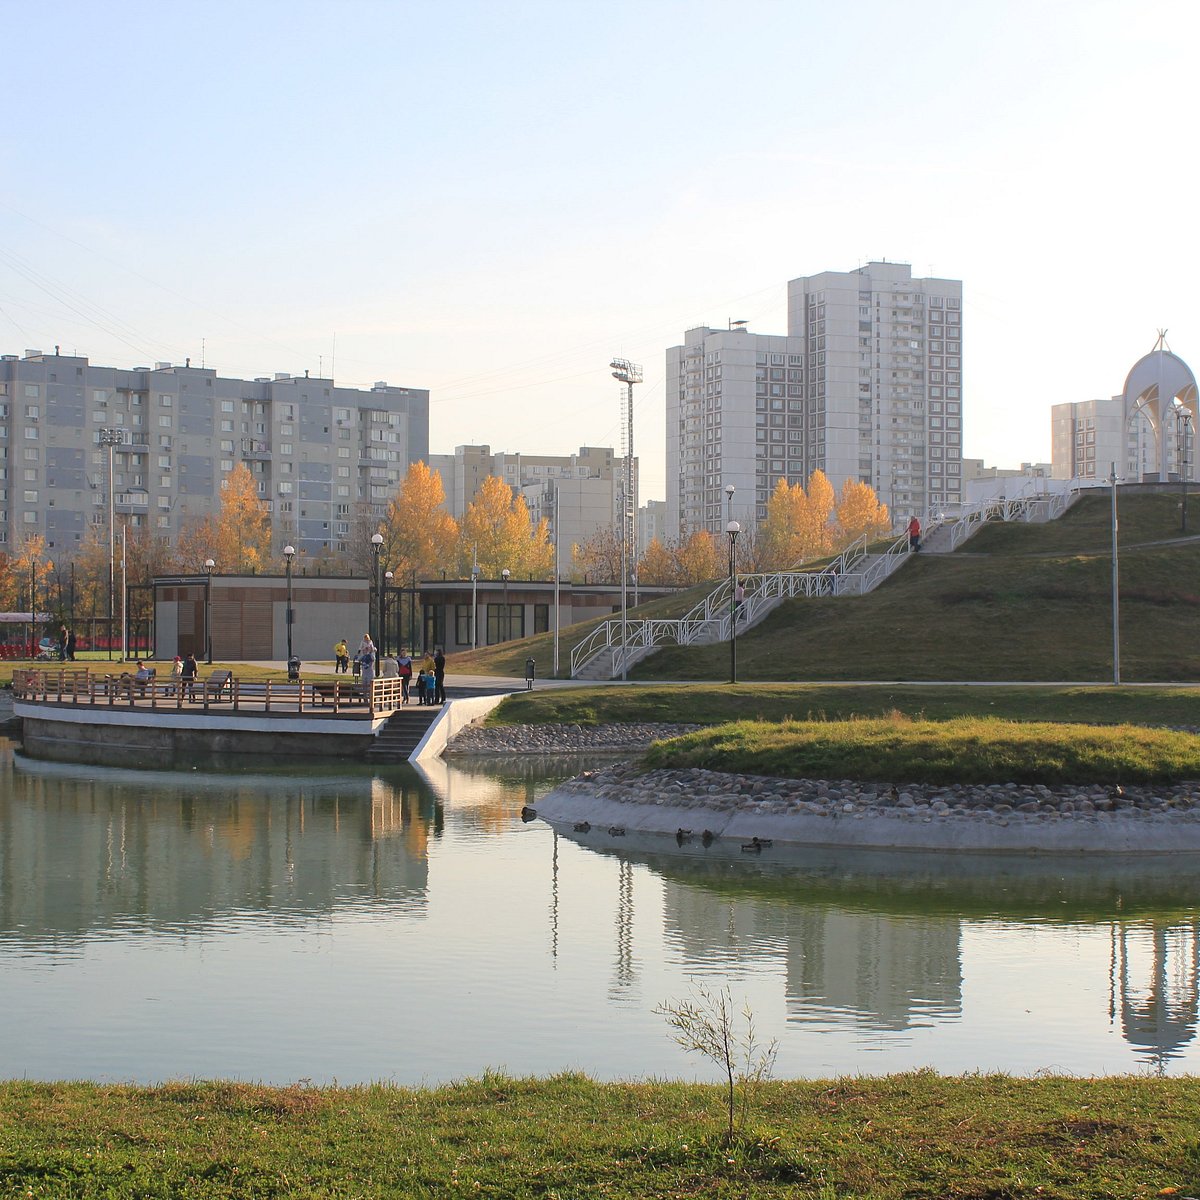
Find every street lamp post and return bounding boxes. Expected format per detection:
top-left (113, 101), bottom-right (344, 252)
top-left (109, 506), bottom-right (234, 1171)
top-left (99, 428), bottom-right (124, 659)
top-left (204, 558), bottom-right (215, 664)
top-left (726, 520), bottom-right (741, 685)
top-left (501, 568), bottom-right (511, 643)
top-left (370, 532), bottom-right (383, 648)
top-left (1177, 408), bottom-right (1192, 535)
top-left (283, 544), bottom-right (296, 662)
top-left (383, 570), bottom-right (394, 655)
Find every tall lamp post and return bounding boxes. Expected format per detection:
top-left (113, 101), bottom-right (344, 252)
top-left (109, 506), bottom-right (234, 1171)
top-left (204, 558), bottom-right (215, 664)
top-left (1177, 407), bottom-right (1192, 535)
top-left (370, 532), bottom-right (383, 648)
top-left (501, 568), bottom-right (511, 643)
top-left (726, 520), bottom-right (741, 684)
top-left (383, 570), bottom-right (394, 655)
top-left (99, 427), bottom-right (124, 659)
top-left (283, 544), bottom-right (296, 662)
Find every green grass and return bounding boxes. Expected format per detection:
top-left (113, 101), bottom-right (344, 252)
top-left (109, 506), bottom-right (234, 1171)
top-left (635, 493), bottom-right (1200, 682)
top-left (641, 715), bottom-right (1200, 785)
top-left (490, 682), bottom-right (1200, 729)
top-left (1, 1074), bottom-right (1198, 1198)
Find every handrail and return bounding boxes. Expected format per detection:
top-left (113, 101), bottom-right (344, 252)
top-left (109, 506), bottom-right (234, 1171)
top-left (12, 669), bottom-right (403, 717)
top-left (569, 534), bottom-right (874, 677)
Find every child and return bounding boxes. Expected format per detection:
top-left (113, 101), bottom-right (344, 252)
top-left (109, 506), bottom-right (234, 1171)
top-left (415, 668), bottom-right (428, 703)
top-left (423, 670), bottom-right (437, 705)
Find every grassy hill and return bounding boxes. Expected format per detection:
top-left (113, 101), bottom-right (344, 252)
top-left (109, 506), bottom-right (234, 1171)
top-left (633, 491), bottom-right (1200, 682)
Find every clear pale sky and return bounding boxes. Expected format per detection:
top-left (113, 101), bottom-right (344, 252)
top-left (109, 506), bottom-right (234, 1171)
top-left (3, 0), bottom-right (1197, 501)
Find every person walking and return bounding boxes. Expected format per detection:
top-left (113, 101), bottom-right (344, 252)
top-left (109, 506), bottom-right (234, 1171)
top-left (907, 515), bottom-right (921, 552)
top-left (396, 648), bottom-right (413, 704)
top-left (433, 646), bottom-right (446, 705)
top-left (333, 638), bottom-right (349, 674)
top-left (64, 629), bottom-right (77, 661)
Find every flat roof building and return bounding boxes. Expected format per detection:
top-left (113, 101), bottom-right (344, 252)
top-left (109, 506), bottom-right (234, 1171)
top-left (0, 349), bottom-right (429, 559)
top-left (667, 262), bottom-right (963, 538)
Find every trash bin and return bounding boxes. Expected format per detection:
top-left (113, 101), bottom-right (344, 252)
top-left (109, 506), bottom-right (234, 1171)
top-left (287, 656), bottom-right (301, 681)
top-left (525, 657), bottom-right (536, 690)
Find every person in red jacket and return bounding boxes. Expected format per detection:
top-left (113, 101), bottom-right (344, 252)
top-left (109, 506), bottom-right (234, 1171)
top-left (907, 515), bottom-right (921, 552)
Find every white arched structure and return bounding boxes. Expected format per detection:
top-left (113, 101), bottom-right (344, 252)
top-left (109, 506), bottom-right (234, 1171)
top-left (1123, 341), bottom-right (1198, 480)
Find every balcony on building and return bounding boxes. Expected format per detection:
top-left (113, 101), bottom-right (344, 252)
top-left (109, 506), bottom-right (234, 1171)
top-left (241, 438), bottom-right (272, 461)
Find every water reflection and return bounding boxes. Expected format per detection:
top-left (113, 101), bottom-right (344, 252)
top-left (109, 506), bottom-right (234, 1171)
top-left (1, 749), bottom-right (441, 947)
top-left (2, 743), bottom-right (1200, 1082)
top-left (1111, 919), bottom-right (1200, 1070)
top-left (558, 825), bottom-right (1200, 1061)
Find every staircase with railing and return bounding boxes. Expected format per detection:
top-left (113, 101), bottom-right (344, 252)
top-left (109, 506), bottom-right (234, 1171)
top-left (570, 532), bottom-right (911, 679)
top-left (569, 482), bottom-right (1082, 680)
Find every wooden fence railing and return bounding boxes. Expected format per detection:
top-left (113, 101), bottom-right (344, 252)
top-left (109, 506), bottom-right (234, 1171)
top-left (12, 668), bottom-right (403, 717)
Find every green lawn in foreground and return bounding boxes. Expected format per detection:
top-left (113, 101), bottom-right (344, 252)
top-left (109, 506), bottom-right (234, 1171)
top-left (491, 682), bottom-right (1200, 729)
top-left (1, 1074), bottom-right (1197, 1199)
top-left (641, 715), bottom-right (1200, 785)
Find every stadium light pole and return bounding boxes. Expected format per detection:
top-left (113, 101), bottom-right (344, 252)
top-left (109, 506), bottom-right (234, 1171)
top-left (99, 428), bottom-right (124, 660)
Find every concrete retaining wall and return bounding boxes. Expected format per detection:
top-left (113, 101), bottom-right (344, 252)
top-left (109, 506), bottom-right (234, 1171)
top-left (18, 704), bottom-right (381, 768)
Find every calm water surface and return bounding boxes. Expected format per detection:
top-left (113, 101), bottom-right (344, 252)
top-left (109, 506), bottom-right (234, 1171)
top-left (2, 739), bottom-right (1199, 1084)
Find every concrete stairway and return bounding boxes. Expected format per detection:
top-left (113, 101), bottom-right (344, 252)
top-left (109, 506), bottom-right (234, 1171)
top-left (365, 706), bottom-right (441, 764)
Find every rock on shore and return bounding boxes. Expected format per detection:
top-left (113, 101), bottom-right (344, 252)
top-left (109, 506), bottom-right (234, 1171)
top-left (445, 721), bottom-right (700, 755)
top-left (533, 761), bottom-right (1200, 854)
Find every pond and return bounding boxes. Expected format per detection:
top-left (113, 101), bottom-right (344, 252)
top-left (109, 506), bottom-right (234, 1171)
top-left (1, 740), bottom-right (1199, 1085)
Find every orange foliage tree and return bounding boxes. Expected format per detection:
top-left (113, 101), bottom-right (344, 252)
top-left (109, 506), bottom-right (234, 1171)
top-left (457, 475), bottom-right (553, 578)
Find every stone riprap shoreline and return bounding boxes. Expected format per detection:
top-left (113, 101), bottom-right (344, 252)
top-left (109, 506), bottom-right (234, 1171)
top-left (531, 760), bottom-right (1200, 854)
top-left (445, 721), bottom-right (702, 755)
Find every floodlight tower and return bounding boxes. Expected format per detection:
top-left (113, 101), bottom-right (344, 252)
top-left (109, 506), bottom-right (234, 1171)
top-left (610, 358), bottom-right (642, 617)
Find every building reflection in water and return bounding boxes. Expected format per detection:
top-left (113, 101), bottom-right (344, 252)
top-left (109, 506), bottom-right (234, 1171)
top-left (662, 880), bottom-right (962, 1031)
top-left (561, 829), bottom-right (1200, 1055)
top-left (0, 752), bottom-right (443, 948)
top-left (1110, 917), bottom-right (1200, 1071)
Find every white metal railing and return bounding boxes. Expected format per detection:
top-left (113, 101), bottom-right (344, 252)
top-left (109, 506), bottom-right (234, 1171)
top-left (569, 535), bottom-right (872, 678)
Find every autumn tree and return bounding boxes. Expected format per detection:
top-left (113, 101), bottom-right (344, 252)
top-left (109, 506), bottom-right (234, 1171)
top-left (755, 470), bottom-right (839, 568)
top-left (179, 463), bottom-right (273, 573)
top-left (572, 527), bottom-right (623, 583)
top-left (834, 478), bottom-right (890, 547)
top-left (378, 461), bottom-right (459, 580)
top-left (638, 537), bottom-right (677, 586)
top-left (457, 475), bottom-right (553, 578)
top-left (3, 534), bottom-right (54, 619)
top-left (674, 529), bottom-right (721, 584)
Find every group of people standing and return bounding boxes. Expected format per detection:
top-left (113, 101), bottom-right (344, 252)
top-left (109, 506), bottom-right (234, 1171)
top-left (333, 637), bottom-right (446, 705)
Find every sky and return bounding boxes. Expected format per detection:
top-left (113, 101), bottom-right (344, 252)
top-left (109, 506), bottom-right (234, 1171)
top-left (2, 0), bottom-right (1198, 502)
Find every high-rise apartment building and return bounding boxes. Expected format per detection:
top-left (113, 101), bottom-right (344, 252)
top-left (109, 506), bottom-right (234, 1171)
top-left (0, 349), bottom-right (429, 558)
top-left (667, 262), bottom-right (963, 537)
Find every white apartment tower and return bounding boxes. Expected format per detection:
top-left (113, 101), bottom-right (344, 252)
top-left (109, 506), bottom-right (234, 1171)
top-left (667, 262), bottom-right (963, 537)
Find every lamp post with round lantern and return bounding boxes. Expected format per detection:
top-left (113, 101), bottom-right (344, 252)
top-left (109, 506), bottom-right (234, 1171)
top-left (383, 570), bottom-right (394, 655)
top-left (726, 520), bottom-right (741, 685)
top-left (501, 568), bottom-right (511, 642)
top-left (370, 532), bottom-right (384, 648)
top-left (283, 545), bottom-right (296, 663)
top-left (204, 558), bottom-right (215, 664)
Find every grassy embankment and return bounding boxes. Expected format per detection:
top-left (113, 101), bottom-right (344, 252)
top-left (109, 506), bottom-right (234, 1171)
top-left (3, 1074), bottom-right (1200, 1199)
top-left (637, 492), bottom-right (1200, 682)
top-left (454, 492), bottom-right (1200, 681)
top-left (640, 715), bottom-right (1200, 785)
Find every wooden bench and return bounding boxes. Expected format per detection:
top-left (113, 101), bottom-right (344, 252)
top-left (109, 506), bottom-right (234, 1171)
top-left (310, 680), bottom-right (365, 706)
top-left (204, 670), bottom-right (233, 702)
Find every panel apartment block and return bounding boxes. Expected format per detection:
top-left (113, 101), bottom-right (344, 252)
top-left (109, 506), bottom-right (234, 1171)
top-left (666, 262), bottom-right (963, 538)
top-left (0, 350), bottom-right (430, 559)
